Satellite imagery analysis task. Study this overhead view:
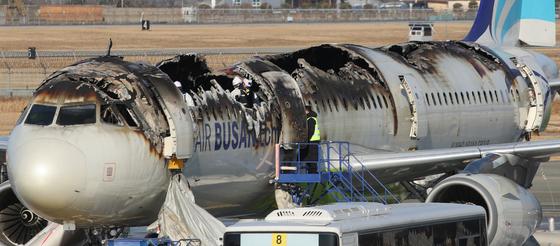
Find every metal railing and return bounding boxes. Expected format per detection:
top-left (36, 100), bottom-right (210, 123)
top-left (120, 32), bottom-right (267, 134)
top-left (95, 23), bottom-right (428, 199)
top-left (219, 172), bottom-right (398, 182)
top-left (107, 238), bottom-right (201, 246)
top-left (274, 141), bottom-right (399, 205)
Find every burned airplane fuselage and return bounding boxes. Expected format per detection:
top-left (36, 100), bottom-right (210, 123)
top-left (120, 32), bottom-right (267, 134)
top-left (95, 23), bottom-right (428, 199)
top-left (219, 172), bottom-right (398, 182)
top-left (6, 41), bottom-right (557, 226)
top-left (179, 42), bottom-right (555, 216)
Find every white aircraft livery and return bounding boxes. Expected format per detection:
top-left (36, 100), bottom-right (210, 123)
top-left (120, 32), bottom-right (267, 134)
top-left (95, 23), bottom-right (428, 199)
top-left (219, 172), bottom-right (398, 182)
top-left (0, 0), bottom-right (559, 245)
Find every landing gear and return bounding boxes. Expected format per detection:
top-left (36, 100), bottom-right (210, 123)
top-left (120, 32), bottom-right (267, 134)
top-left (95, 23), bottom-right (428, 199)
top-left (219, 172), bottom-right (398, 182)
top-left (86, 227), bottom-right (128, 245)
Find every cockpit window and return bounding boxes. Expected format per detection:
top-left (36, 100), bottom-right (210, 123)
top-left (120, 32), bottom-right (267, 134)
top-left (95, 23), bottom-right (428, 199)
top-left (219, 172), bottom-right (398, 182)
top-left (25, 104), bottom-right (57, 126)
top-left (16, 106), bottom-right (29, 125)
top-left (101, 105), bottom-right (124, 126)
top-left (56, 104), bottom-right (96, 126)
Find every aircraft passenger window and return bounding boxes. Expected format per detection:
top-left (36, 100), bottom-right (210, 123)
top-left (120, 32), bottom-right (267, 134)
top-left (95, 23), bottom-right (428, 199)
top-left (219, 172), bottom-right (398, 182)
top-left (382, 95), bottom-right (388, 108)
top-left (116, 104), bottom-right (139, 127)
top-left (56, 104), bottom-right (96, 126)
top-left (363, 97), bottom-right (371, 109)
top-left (326, 99), bottom-right (333, 112)
top-left (488, 91), bottom-right (494, 103)
top-left (425, 93), bottom-right (430, 106)
top-left (515, 89), bottom-right (520, 100)
top-left (460, 92), bottom-right (465, 104)
top-left (332, 98), bottom-right (339, 112)
top-left (25, 104), bottom-right (57, 126)
top-left (448, 92), bottom-right (454, 105)
top-left (341, 98), bottom-right (348, 110)
top-left (477, 91), bottom-right (482, 104)
top-left (360, 97), bottom-right (366, 110)
top-left (101, 105), bottom-right (124, 126)
top-left (430, 93), bottom-right (436, 106)
top-left (455, 92), bottom-right (460, 105)
top-left (369, 95), bottom-right (377, 109)
top-left (377, 95), bottom-right (383, 109)
top-left (314, 100), bottom-right (321, 112)
top-left (465, 92), bottom-right (471, 104)
top-left (437, 93), bottom-right (442, 105)
top-left (494, 91), bottom-right (500, 104)
top-left (443, 93), bottom-right (448, 105)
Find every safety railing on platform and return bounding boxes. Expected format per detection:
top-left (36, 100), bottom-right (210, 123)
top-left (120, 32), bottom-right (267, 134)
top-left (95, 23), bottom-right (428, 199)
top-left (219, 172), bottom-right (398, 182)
top-left (107, 238), bottom-right (201, 246)
top-left (274, 141), bottom-right (399, 205)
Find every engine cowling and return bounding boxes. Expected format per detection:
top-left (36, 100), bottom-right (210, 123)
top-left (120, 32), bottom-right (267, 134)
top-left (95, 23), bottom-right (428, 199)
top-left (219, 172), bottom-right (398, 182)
top-left (426, 173), bottom-right (541, 246)
top-left (0, 181), bottom-right (48, 246)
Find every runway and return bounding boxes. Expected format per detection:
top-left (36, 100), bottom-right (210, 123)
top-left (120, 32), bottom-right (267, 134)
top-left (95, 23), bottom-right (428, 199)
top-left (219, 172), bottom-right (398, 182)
top-left (532, 160), bottom-right (560, 218)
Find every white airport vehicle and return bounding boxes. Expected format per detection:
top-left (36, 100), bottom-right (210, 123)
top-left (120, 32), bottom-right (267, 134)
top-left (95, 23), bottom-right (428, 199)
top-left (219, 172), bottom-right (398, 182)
top-left (223, 203), bottom-right (488, 246)
top-left (408, 22), bottom-right (434, 42)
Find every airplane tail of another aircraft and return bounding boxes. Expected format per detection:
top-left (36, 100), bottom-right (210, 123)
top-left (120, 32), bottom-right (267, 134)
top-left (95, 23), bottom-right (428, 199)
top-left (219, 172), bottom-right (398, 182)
top-left (464, 0), bottom-right (556, 47)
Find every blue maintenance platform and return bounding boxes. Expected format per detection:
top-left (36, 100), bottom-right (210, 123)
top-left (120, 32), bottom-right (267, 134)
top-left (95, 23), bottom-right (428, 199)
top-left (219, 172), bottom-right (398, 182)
top-left (273, 141), bottom-right (399, 206)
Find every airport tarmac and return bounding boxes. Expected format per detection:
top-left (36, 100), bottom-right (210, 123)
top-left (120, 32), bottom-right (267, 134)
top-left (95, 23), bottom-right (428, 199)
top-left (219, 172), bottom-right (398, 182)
top-left (532, 160), bottom-right (560, 218)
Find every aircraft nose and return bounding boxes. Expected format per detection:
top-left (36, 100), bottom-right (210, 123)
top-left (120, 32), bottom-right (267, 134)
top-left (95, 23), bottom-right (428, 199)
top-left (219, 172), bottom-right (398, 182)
top-left (8, 139), bottom-right (87, 218)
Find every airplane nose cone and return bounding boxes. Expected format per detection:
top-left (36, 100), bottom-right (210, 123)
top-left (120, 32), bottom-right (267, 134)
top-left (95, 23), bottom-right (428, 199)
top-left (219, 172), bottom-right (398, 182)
top-left (8, 139), bottom-right (87, 218)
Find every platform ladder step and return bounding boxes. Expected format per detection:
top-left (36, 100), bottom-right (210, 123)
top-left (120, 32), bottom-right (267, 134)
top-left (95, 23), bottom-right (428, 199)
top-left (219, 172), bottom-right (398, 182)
top-left (274, 141), bottom-right (400, 206)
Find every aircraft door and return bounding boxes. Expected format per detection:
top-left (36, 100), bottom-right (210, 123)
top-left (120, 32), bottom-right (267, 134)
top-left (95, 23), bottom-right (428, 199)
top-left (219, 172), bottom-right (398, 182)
top-left (260, 71), bottom-right (308, 145)
top-left (399, 74), bottom-right (428, 140)
top-left (516, 62), bottom-right (547, 133)
top-left (146, 79), bottom-right (194, 159)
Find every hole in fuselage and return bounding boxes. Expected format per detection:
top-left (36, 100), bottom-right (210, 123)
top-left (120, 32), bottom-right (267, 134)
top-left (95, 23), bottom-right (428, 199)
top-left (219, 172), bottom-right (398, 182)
top-left (156, 54), bottom-right (263, 108)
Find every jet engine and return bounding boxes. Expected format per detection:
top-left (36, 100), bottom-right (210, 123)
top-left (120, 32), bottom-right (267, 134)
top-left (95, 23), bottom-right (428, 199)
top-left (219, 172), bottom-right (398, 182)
top-left (0, 181), bottom-right (48, 246)
top-left (426, 173), bottom-right (541, 246)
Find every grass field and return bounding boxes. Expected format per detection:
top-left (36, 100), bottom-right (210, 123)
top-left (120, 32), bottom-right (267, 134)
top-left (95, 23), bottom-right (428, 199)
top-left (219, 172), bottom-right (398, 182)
top-left (0, 22), bottom-right (473, 50)
top-left (0, 21), bottom-right (559, 136)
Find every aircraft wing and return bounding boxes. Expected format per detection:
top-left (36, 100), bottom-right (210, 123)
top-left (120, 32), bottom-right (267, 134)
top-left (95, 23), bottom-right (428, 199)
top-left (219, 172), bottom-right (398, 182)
top-left (351, 139), bottom-right (560, 183)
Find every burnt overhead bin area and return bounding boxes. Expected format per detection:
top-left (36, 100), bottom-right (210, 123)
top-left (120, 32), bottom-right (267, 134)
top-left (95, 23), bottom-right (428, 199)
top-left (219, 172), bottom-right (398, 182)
top-left (151, 44), bottom-right (400, 147)
top-left (153, 42), bottom-right (512, 148)
top-left (156, 44), bottom-right (394, 113)
top-left (157, 41), bottom-right (506, 116)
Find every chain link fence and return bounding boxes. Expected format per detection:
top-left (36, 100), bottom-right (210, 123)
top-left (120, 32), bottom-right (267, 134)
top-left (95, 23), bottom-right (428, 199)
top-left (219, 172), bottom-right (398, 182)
top-left (0, 48), bottom-right (292, 96)
top-left (0, 6), bottom-right (482, 25)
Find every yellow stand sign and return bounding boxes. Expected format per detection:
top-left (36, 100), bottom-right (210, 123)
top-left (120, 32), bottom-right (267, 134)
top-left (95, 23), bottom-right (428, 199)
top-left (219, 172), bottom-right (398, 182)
top-left (272, 233), bottom-right (287, 246)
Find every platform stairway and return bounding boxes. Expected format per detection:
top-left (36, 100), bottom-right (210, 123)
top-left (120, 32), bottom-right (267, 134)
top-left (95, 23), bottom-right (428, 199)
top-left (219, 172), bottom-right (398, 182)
top-left (273, 141), bottom-right (400, 206)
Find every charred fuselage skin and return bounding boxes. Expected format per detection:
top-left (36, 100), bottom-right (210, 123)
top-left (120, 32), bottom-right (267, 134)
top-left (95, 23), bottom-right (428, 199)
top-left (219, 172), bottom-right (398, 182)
top-left (7, 41), bottom-right (558, 226)
top-left (8, 57), bottom-right (176, 226)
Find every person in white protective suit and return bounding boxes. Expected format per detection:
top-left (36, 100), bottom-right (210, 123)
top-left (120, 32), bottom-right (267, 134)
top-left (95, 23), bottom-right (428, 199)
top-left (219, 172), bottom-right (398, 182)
top-left (231, 76), bottom-right (243, 100)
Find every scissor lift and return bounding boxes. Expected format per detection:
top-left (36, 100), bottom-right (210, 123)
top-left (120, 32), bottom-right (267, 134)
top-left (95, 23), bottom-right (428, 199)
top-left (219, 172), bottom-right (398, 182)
top-left (273, 141), bottom-right (399, 206)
